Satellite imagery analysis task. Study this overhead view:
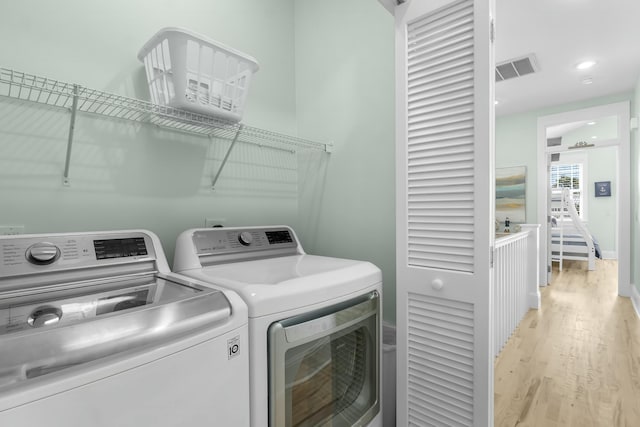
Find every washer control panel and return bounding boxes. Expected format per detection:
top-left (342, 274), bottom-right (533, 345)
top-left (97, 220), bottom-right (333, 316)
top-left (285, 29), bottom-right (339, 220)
top-left (1, 232), bottom-right (155, 277)
top-left (193, 227), bottom-right (298, 257)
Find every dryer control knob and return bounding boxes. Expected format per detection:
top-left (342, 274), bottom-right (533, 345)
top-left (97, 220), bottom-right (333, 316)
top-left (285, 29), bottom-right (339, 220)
top-left (238, 231), bottom-right (253, 246)
top-left (26, 242), bottom-right (60, 265)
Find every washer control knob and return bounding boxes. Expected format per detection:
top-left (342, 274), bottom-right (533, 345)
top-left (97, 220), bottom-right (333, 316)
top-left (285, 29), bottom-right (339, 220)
top-left (28, 306), bottom-right (63, 328)
top-left (26, 242), bottom-right (60, 265)
top-left (238, 231), bottom-right (253, 246)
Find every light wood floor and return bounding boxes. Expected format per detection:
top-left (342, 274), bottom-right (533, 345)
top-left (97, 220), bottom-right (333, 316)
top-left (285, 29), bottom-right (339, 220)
top-left (494, 259), bottom-right (640, 427)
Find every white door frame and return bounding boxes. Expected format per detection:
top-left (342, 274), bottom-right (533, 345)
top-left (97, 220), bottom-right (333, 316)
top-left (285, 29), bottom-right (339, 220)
top-left (536, 101), bottom-right (631, 296)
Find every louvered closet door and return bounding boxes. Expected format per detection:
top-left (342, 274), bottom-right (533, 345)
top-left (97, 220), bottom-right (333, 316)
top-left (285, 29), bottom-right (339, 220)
top-left (395, 0), bottom-right (495, 426)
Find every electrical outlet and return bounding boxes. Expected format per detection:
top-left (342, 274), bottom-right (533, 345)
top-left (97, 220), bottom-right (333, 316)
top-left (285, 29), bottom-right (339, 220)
top-left (205, 218), bottom-right (225, 228)
top-left (0, 225), bottom-right (25, 235)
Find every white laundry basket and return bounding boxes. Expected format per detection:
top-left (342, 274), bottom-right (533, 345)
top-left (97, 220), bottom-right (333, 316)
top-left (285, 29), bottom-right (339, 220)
top-left (138, 27), bottom-right (259, 122)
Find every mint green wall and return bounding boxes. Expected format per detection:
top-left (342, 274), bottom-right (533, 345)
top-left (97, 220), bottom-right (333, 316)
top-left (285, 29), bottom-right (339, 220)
top-left (0, 1), bottom-right (396, 317)
top-left (496, 113), bottom-right (539, 223)
top-left (496, 92), bottom-right (632, 239)
top-left (586, 147), bottom-right (617, 255)
top-left (559, 116), bottom-right (618, 147)
top-left (293, 0), bottom-right (396, 322)
top-left (633, 76), bottom-right (640, 292)
top-left (0, 0), bottom-right (307, 262)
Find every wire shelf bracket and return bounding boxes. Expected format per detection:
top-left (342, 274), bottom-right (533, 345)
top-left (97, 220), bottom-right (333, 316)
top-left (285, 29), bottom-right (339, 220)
top-left (62, 84), bottom-right (79, 186)
top-left (211, 124), bottom-right (243, 190)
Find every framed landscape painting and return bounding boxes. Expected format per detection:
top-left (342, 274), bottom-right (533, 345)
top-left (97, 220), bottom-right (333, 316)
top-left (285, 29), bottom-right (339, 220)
top-left (496, 166), bottom-right (526, 223)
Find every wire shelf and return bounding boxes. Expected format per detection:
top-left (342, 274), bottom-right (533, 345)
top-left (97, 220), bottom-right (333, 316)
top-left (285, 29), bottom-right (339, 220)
top-left (0, 67), bottom-right (330, 152)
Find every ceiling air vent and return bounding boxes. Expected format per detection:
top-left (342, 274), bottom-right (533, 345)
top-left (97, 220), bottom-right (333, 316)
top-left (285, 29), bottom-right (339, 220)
top-left (496, 54), bottom-right (538, 82)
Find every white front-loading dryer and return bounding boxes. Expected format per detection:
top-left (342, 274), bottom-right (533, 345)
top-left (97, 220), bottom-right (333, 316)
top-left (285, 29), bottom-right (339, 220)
top-left (0, 230), bottom-right (250, 427)
top-left (174, 226), bottom-right (383, 427)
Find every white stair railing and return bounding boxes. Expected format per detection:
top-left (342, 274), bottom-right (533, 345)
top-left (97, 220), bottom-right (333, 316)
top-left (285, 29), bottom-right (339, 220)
top-left (493, 225), bottom-right (540, 357)
top-left (560, 188), bottom-right (596, 270)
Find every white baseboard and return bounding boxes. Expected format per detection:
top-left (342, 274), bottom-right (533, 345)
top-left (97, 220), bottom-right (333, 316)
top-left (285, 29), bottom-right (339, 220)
top-left (632, 285), bottom-right (640, 320)
top-left (528, 291), bottom-right (541, 309)
top-left (601, 250), bottom-right (617, 260)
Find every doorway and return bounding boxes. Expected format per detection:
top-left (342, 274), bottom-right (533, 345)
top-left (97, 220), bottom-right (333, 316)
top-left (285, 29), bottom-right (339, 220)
top-left (536, 101), bottom-right (631, 296)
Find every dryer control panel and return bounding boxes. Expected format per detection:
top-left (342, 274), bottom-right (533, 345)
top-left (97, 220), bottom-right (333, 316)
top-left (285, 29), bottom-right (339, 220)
top-left (189, 226), bottom-right (300, 265)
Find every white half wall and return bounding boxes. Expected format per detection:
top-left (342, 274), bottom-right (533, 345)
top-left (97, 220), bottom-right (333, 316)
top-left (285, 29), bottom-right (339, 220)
top-left (632, 284), bottom-right (640, 320)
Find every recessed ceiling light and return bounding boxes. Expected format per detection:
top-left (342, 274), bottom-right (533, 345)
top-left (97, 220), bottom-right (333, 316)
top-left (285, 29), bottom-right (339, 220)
top-left (577, 60), bottom-right (596, 70)
top-left (591, 136), bottom-right (598, 139)
top-left (587, 121), bottom-right (596, 125)
top-left (582, 77), bottom-right (594, 85)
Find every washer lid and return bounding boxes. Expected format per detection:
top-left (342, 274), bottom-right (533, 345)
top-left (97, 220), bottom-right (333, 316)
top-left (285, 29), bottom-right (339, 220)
top-left (0, 274), bottom-right (231, 390)
top-left (179, 254), bottom-right (382, 317)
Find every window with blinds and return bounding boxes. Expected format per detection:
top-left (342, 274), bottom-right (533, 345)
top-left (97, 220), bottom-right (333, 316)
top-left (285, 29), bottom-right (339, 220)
top-left (550, 163), bottom-right (584, 217)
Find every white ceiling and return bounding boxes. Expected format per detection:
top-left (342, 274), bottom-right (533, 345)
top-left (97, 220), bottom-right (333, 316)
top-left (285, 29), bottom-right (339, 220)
top-left (495, 0), bottom-right (640, 116)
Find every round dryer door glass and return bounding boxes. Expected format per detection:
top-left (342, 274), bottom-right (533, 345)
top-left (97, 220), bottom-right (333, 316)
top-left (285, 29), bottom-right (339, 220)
top-left (268, 292), bottom-right (380, 427)
top-left (285, 324), bottom-right (376, 426)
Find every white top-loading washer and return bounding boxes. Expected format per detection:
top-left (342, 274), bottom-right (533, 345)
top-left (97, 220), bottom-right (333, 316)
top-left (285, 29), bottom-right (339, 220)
top-left (174, 226), bottom-right (383, 427)
top-left (0, 230), bottom-right (250, 427)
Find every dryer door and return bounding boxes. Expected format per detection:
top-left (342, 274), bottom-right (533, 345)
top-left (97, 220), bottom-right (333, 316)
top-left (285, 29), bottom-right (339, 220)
top-left (268, 292), bottom-right (380, 427)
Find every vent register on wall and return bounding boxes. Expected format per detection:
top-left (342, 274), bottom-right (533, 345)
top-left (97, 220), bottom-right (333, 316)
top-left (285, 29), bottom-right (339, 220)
top-left (0, 27), bottom-right (330, 188)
